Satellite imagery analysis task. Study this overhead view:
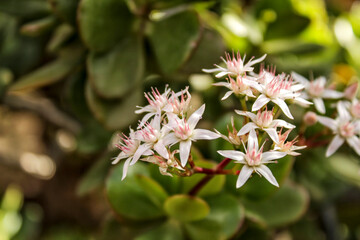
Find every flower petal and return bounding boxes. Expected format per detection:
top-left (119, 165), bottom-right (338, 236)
top-left (121, 157), bottom-right (132, 180)
top-left (257, 165), bottom-right (279, 187)
top-left (188, 104), bottom-right (205, 129)
top-left (131, 143), bottom-right (152, 165)
top-left (272, 98), bottom-right (294, 119)
top-left (217, 150), bottom-right (246, 162)
top-left (236, 165), bottom-right (253, 188)
top-left (180, 140), bottom-right (192, 167)
top-left (326, 135), bottom-right (344, 157)
top-left (112, 151), bottom-right (127, 164)
top-left (221, 91), bottom-right (233, 100)
top-left (271, 119), bottom-right (295, 129)
top-left (264, 128), bottom-right (279, 143)
top-left (154, 140), bottom-right (169, 159)
top-left (247, 129), bottom-right (259, 153)
top-left (322, 89), bottom-right (344, 99)
top-left (238, 122), bottom-right (258, 136)
top-left (262, 151), bottom-right (287, 163)
top-left (235, 110), bottom-right (257, 122)
top-left (346, 136), bottom-right (360, 156)
top-left (193, 129), bottom-right (219, 140)
top-left (313, 98), bottom-right (325, 114)
top-left (291, 71), bottom-right (310, 86)
top-left (317, 116), bottom-right (337, 131)
top-left (163, 132), bottom-right (179, 146)
top-left (252, 94), bottom-right (270, 111)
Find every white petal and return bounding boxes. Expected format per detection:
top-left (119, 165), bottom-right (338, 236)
top-left (131, 144), bottom-right (152, 165)
top-left (213, 82), bottom-right (230, 87)
top-left (271, 119), bottom-right (296, 129)
top-left (264, 128), bottom-right (279, 143)
top-left (180, 140), bottom-right (192, 167)
top-left (262, 151), bottom-right (287, 163)
top-left (152, 114), bottom-right (162, 131)
top-left (202, 67), bottom-right (221, 73)
top-left (247, 129), bottom-right (259, 153)
top-left (154, 140), bottom-right (169, 159)
top-left (221, 91), bottom-right (233, 100)
top-left (326, 135), bottom-right (344, 157)
top-left (193, 129), bottom-right (220, 140)
top-left (217, 150), bottom-right (245, 162)
top-left (257, 165), bottom-right (279, 187)
top-left (238, 122), bottom-right (258, 136)
top-left (317, 116), bottom-right (337, 131)
top-left (236, 165), bottom-right (253, 188)
top-left (313, 98), bottom-right (325, 114)
top-left (188, 104), bottom-right (205, 129)
top-left (235, 110), bottom-right (257, 122)
top-left (252, 94), bottom-right (270, 111)
top-left (112, 152), bottom-right (127, 164)
top-left (215, 71), bottom-right (229, 78)
top-left (248, 54), bottom-right (267, 66)
top-left (291, 72), bottom-right (310, 86)
top-left (337, 101), bottom-right (351, 121)
top-left (121, 158), bottom-right (132, 180)
top-left (346, 136), bottom-right (360, 156)
top-left (163, 132), bottom-right (179, 146)
top-left (135, 105), bottom-right (153, 114)
top-left (139, 112), bottom-right (155, 126)
top-left (293, 97), bottom-right (313, 107)
top-left (322, 89), bottom-right (344, 99)
top-left (272, 98), bottom-right (294, 119)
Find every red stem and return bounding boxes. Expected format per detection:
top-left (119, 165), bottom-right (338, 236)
top-left (189, 158), bottom-right (234, 196)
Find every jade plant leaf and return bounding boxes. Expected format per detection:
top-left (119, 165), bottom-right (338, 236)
top-left (149, 10), bottom-right (201, 74)
top-left (242, 183), bottom-right (309, 228)
top-left (164, 194), bottom-right (210, 222)
top-left (0, 0), bottom-right (50, 18)
top-left (85, 83), bottom-right (142, 130)
top-left (20, 16), bottom-right (56, 37)
top-left (184, 219), bottom-right (222, 240)
top-left (48, 0), bottom-right (79, 24)
top-left (9, 45), bottom-right (84, 92)
top-left (327, 153), bottom-right (360, 187)
top-left (78, 0), bottom-right (133, 52)
top-left (88, 36), bottom-right (144, 99)
top-left (135, 220), bottom-right (184, 240)
top-left (106, 162), bottom-right (166, 221)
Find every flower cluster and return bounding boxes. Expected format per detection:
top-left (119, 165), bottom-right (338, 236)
top-left (113, 86), bottom-right (219, 179)
top-left (204, 52), bottom-right (307, 187)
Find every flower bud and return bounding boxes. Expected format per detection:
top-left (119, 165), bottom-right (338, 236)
top-left (344, 82), bottom-right (358, 100)
top-left (303, 111), bottom-right (317, 126)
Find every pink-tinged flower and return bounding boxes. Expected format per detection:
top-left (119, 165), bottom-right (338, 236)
top-left (236, 109), bottom-right (295, 143)
top-left (112, 129), bottom-right (153, 180)
top-left (142, 151), bottom-right (183, 177)
top-left (203, 52), bottom-right (267, 78)
top-left (214, 116), bottom-right (244, 146)
top-left (303, 111), bottom-right (318, 126)
top-left (131, 114), bottom-right (170, 165)
top-left (166, 87), bottom-right (191, 116)
top-left (135, 86), bottom-right (172, 123)
top-left (291, 72), bottom-right (343, 114)
top-left (218, 129), bottom-right (287, 188)
top-left (317, 103), bottom-right (360, 157)
top-left (274, 129), bottom-right (306, 156)
top-left (249, 74), bottom-right (300, 119)
top-left (163, 104), bottom-right (219, 166)
top-left (213, 75), bottom-right (256, 100)
top-left (344, 82), bottom-right (358, 100)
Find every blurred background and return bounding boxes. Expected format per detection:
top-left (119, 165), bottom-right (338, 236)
top-left (0, 0), bottom-right (360, 239)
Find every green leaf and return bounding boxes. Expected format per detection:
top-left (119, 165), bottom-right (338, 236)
top-left (135, 175), bottom-right (169, 209)
top-left (135, 220), bottom-right (184, 240)
top-left (0, 0), bottom-right (50, 18)
top-left (78, 0), bottom-right (133, 52)
top-left (327, 153), bottom-right (360, 187)
top-left (227, 155), bottom-right (294, 200)
top-left (85, 83), bottom-right (143, 130)
top-left (184, 219), bottom-right (222, 240)
top-left (48, 0), bottom-right (79, 24)
top-left (46, 24), bottom-right (75, 53)
top-left (88, 36), bottom-right (144, 99)
top-left (106, 162), bottom-right (165, 220)
top-left (9, 45), bottom-right (84, 92)
top-left (148, 164), bottom-right (182, 195)
top-left (242, 183), bottom-right (309, 228)
top-left (164, 194), bottom-right (209, 222)
top-left (76, 151), bottom-right (113, 196)
top-left (149, 10), bottom-right (201, 74)
top-left (204, 194), bottom-right (244, 238)
top-left (76, 121), bottom-right (112, 154)
top-left (20, 16), bottom-right (56, 37)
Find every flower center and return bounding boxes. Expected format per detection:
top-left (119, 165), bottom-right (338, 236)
top-left (257, 110), bottom-right (273, 128)
top-left (339, 122), bottom-right (355, 138)
top-left (308, 80), bottom-right (325, 97)
top-left (140, 125), bottom-right (160, 143)
top-left (245, 148), bottom-right (262, 166)
top-left (173, 120), bottom-right (192, 140)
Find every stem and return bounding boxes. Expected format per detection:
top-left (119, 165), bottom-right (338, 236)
top-left (240, 98), bottom-right (248, 112)
top-left (189, 158), bottom-right (233, 196)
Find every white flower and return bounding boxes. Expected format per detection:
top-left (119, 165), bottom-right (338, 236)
top-left (317, 102), bottom-right (360, 157)
top-left (218, 129), bottom-right (287, 188)
top-left (274, 129), bottom-right (306, 156)
top-left (131, 114), bottom-right (170, 165)
top-left (112, 129), bottom-right (152, 180)
top-left (236, 109), bottom-right (295, 143)
top-left (291, 72), bottom-right (343, 114)
top-left (203, 52), bottom-right (266, 78)
top-left (213, 75), bottom-right (256, 100)
top-left (214, 116), bottom-right (243, 146)
top-left (142, 151), bottom-right (183, 177)
top-left (163, 104), bottom-right (219, 166)
top-left (166, 87), bottom-right (191, 116)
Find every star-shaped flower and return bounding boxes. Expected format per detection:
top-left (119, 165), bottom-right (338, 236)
top-left (274, 129), bottom-right (306, 156)
top-left (218, 129), bottom-right (287, 188)
top-left (213, 75), bottom-right (256, 100)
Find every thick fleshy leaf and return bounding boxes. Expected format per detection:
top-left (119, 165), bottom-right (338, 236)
top-left (226, 155), bottom-right (294, 200)
top-left (48, 0), bottom-right (79, 24)
top-left (20, 16), bottom-right (56, 37)
top-left (149, 10), bottom-right (201, 74)
top-left (135, 220), bottom-right (184, 240)
top-left (0, 0), bottom-right (50, 18)
top-left (327, 153), bottom-right (360, 187)
top-left (88, 36), bottom-right (144, 98)
top-left (85, 83), bottom-right (142, 130)
top-left (148, 164), bottom-right (181, 195)
top-left (204, 194), bottom-right (245, 238)
top-left (242, 183), bottom-right (309, 227)
top-left (78, 0), bottom-right (133, 52)
top-left (164, 195), bottom-right (209, 222)
top-left (106, 162), bottom-right (165, 220)
top-left (135, 175), bottom-right (169, 208)
top-left (9, 46), bottom-right (84, 92)
top-left (184, 219), bottom-right (221, 240)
